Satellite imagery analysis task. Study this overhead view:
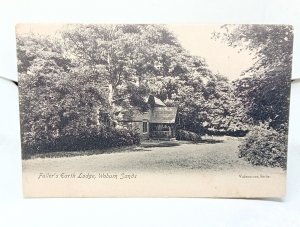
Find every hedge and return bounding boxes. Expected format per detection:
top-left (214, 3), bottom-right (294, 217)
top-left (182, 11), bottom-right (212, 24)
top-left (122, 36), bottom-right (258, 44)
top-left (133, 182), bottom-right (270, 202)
top-left (176, 129), bottom-right (202, 142)
top-left (22, 126), bottom-right (140, 158)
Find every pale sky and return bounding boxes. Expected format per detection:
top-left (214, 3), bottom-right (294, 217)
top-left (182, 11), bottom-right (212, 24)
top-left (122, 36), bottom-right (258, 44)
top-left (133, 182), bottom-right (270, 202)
top-left (17, 24), bottom-right (255, 80)
top-left (168, 24), bottom-right (255, 80)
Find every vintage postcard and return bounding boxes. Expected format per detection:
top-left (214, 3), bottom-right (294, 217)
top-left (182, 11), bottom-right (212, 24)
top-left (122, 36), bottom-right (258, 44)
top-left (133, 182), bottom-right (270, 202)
top-left (16, 24), bottom-right (293, 197)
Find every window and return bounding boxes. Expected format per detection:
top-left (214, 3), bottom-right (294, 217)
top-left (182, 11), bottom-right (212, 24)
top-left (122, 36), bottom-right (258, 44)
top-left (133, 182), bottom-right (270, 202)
top-left (143, 121), bottom-right (148, 133)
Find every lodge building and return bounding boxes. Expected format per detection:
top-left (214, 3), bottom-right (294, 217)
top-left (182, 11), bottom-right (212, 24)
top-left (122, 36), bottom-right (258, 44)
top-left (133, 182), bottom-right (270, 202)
top-left (119, 95), bottom-right (178, 140)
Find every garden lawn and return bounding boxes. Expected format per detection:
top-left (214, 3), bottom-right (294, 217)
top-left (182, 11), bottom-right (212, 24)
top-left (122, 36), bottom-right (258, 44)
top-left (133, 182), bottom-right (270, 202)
top-left (23, 137), bottom-right (283, 174)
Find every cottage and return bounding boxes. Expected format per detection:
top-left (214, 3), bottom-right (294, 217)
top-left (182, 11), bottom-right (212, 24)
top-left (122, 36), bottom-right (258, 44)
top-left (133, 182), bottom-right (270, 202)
top-left (119, 95), bottom-right (178, 140)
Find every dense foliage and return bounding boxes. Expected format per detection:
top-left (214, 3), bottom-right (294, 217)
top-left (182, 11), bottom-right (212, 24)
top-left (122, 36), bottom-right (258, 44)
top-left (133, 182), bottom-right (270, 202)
top-left (238, 123), bottom-right (288, 169)
top-left (22, 126), bottom-right (140, 159)
top-left (216, 25), bottom-right (293, 168)
top-left (17, 24), bottom-right (292, 168)
top-left (216, 25), bottom-right (293, 131)
top-left (176, 129), bottom-right (202, 142)
top-left (18, 24), bottom-right (248, 156)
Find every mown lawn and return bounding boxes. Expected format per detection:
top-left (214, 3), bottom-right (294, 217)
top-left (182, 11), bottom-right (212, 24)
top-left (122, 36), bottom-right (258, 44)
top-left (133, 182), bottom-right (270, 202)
top-left (23, 136), bottom-right (282, 174)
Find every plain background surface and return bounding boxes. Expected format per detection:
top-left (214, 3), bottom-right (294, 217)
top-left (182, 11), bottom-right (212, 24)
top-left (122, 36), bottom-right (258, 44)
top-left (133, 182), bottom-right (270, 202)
top-left (0, 0), bottom-right (299, 226)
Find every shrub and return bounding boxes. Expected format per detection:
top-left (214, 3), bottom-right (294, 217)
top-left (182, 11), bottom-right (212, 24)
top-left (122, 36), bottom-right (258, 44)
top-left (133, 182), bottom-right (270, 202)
top-left (22, 126), bottom-right (140, 158)
top-left (176, 129), bottom-right (202, 142)
top-left (238, 123), bottom-right (288, 169)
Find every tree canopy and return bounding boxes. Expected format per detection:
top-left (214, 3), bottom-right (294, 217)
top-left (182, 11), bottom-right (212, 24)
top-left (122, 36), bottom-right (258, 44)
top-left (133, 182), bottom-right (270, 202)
top-left (215, 24), bottom-right (293, 131)
top-left (17, 24), bottom-right (292, 157)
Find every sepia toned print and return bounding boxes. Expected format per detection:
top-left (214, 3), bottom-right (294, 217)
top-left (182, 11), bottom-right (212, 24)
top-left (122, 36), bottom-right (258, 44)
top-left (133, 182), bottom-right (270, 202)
top-left (17, 24), bottom-right (293, 197)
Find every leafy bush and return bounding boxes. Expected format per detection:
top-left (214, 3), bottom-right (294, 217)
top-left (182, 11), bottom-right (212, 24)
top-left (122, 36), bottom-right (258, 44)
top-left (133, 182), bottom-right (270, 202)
top-left (238, 123), bottom-right (288, 169)
top-left (176, 129), bottom-right (202, 142)
top-left (22, 126), bottom-right (140, 158)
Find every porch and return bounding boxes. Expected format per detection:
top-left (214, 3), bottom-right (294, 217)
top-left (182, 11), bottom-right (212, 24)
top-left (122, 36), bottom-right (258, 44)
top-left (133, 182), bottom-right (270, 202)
top-left (149, 123), bottom-right (175, 139)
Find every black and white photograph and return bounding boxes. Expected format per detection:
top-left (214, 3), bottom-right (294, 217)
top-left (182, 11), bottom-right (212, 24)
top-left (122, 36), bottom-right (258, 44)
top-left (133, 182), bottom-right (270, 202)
top-left (16, 24), bottom-right (293, 197)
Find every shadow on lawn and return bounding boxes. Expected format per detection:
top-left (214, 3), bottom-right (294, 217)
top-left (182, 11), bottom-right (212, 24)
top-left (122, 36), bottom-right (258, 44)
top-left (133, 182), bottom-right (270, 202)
top-left (140, 137), bottom-right (224, 148)
top-left (200, 139), bottom-right (224, 144)
top-left (140, 141), bottom-right (181, 148)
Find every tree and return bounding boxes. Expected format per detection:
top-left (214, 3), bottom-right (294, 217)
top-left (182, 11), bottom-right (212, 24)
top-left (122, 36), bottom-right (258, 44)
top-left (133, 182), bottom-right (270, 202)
top-left (18, 24), bottom-right (252, 155)
top-left (17, 25), bottom-right (194, 154)
top-left (61, 24), bottom-right (188, 119)
top-left (215, 25), bottom-right (294, 131)
top-left (215, 25), bottom-right (293, 169)
top-left (17, 33), bottom-right (111, 153)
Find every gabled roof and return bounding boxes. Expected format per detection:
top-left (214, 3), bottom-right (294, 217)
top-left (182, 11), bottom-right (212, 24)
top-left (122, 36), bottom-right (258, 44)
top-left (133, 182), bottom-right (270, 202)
top-left (148, 95), bottom-right (166, 107)
top-left (150, 107), bottom-right (178, 123)
top-left (152, 97), bottom-right (166, 107)
top-left (120, 96), bottom-right (177, 123)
